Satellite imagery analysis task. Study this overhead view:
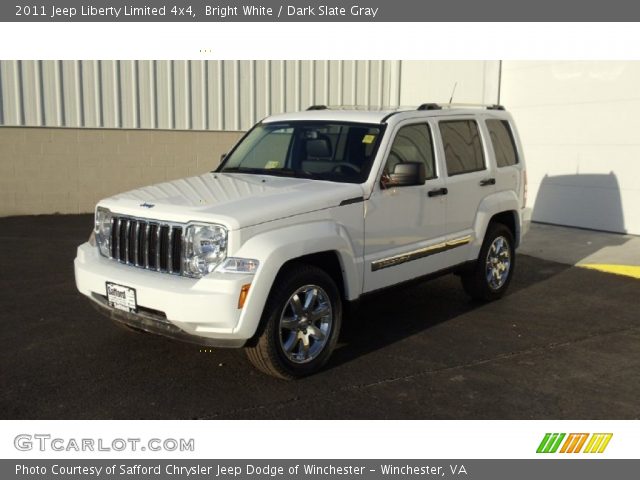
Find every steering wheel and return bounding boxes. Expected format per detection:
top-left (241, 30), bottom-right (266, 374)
top-left (331, 163), bottom-right (361, 175)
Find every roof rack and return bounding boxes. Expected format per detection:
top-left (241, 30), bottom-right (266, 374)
top-left (305, 103), bottom-right (506, 113)
top-left (416, 103), bottom-right (505, 111)
top-left (416, 103), bottom-right (442, 111)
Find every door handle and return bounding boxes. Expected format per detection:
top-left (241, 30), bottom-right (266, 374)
top-left (427, 187), bottom-right (448, 197)
top-left (480, 178), bottom-right (496, 186)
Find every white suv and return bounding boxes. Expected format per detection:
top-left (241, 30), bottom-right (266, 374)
top-left (75, 104), bottom-right (532, 379)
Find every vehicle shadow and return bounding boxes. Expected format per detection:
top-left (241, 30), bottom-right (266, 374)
top-left (327, 254), bottom-right (570, 371)
top-left (532, 172), bottom-right (625, 234)
top-left (520, 172), bottom-right (630, 265)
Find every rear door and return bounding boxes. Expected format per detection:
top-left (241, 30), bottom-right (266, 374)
top-left (485, 117), bottom-right (523, 205)
top-left (436, 117), bottom-right (496, 263)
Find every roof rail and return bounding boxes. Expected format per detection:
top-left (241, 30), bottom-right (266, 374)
top-left (306, 105), bottom-right (328, 111)
top-left (417, 103), bottom-right (442, 111)
top-left (416, 102), bottom-right (506, 111)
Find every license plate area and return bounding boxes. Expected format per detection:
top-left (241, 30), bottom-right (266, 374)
top-left (105, 282), bottom-right (138, 313)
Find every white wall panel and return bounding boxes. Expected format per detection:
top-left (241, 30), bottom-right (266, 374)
top-left (502, 61), bottom-right (640, 235)
top-left (81, 60), bottom-right (101, 128)
top-left (100, 60), bottom-right (120, 128)
top-left (21, 61), bottom-right (42, 126)
top-left (1, 60), bottom-right (497, 133)
top-left (119, 60), bottom-right (138, 129)
top-left (155, 60), bottom-right (173, 130)
top-left (400, 60), bottom-right (500, 106)
top-left (61, 60), bottom-right (83, 127)
top-left (138, 60), bottom-right (156, 129)
top-left (41, 60), bottom-right (63, 126)
top-left (1, 61), bottom-right (22, 125)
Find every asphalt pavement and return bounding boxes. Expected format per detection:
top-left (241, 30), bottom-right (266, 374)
top-left (1, 214), bottom-right (639, 419)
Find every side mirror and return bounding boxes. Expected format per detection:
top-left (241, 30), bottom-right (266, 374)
top-left (385, 162), bottom-right (426, 187)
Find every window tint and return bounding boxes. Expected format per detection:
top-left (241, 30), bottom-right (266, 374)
top-left (439, 120), bottom-right (485, 176)
top-left (220, 122), bottom-right (383, 183)
top-left (486, 119), bottom-right (519, 167)
top-left (385, 123), bottom-right (436, 180)
top-left (240, 127), bottom-right (293, 168)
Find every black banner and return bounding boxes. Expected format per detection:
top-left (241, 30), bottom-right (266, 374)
top-left (3, 459), bottom-right (638, 480)
top-left (4, 0), bottom-right (640, 22)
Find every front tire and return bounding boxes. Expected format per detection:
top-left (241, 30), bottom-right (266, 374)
top-left (461, 222), bottom-right (515, 301)
top-left (245, 263), bottom-right (342, 380)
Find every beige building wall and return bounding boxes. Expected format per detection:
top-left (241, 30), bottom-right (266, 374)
top-left (0, 127), bottom-right (242, 216)
top-left (0, 60), bottom-right (502, 218)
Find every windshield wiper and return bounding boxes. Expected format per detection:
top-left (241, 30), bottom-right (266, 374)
top-left (221, 167), bottom-right (315, 178)
top-left (220, 167), bottom-right (267, 174)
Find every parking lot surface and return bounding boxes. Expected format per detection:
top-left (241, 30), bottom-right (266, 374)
top-left (1, 214), bottom-right (639, 419)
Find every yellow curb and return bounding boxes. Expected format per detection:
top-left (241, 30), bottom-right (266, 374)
top-left (579, 264), bottom-right (640, 280)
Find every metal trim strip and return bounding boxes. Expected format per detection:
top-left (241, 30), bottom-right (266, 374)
top-left (371, 235), bottom-right (472, 272)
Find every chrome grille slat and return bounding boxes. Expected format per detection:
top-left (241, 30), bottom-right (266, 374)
top-left (109, 217), bottom-right (116, 259)
top-left (124, 219), bottom-right (131, 264)
top-left (108, 215), bottom-right (183, 276)
top-left (155, 223), bottom-right (161, 272)
top-left (167, 226), bottom-right (174, 274)
top-left (114, 218), bottom-right (121, 260)
top-left (133, 221), bottom-right (141, 266)
top-left (144, 223), bottom-right (150, 268)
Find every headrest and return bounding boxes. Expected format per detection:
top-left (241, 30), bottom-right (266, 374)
top-left (306, 138), bottom-right (331, 158)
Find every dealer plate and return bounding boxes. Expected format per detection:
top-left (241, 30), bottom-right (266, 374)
top-left (105, 282), bottom-right (137, 313)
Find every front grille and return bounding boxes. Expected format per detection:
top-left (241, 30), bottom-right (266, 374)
top-left (110, 216), bottom-right (183, 274)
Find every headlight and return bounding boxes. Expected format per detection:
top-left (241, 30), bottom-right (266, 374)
top-left (184, 224), bottom-right (227, 277)
top-left (216, 257), bottom-right (259, 274)
top-left (94, 206), bottom-right (113, 257)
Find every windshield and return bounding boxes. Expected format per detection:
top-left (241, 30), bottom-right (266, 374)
top-left (218, 121), bottom-right (384, 183)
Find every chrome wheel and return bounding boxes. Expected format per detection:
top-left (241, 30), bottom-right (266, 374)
top-left (278, 285), bottom-right (333, 364)
top-left (485, 235), bottom-right (511, 290)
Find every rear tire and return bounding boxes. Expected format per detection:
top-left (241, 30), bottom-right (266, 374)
top-left (461, 222), bottom-right (515, 301)
top-left (245, 263), bottom-right (342, 380)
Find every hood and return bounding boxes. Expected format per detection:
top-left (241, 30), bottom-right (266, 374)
top-left (99, 172), bottom-right (365, 230)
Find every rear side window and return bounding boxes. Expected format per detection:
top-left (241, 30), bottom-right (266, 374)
top-left (439, 120), bottom-right (485, 176)
top-left (385, 123), bottom-right (436, 180)
top-left (486, 119), bottom-right (519, 167)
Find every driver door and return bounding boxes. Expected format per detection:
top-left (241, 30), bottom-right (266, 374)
top-left (363, 120), bottom-right (449, 292)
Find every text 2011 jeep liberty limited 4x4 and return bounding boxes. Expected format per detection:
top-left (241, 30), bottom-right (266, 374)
top-left (75, 103), bottom-right (532, 379)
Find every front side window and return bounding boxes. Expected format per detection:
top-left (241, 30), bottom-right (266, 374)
top-left (439, 120), bottom-right (485, 176)
top-left (486, 119), bottom-right (519, 168)
top-left (219, 122), bottom-right (383, 183)
top-left (384, 123), bottom-right (436, 180)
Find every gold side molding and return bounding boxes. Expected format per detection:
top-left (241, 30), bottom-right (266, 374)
top-left (371, 235), bottom-right (472, 272)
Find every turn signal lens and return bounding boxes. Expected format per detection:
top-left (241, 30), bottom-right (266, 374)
top-left (238, 284), bottom-right (251, 309)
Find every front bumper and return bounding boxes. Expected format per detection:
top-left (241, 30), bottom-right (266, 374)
top-left (74, 243), bottom-right (256, 347)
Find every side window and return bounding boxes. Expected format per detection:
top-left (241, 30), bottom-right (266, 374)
top-left (486, 119), bottom-right (519, 168)
top-left (439, 120), bottom-right (485, 176)
top-left (384, 123), bottom-right (436, 180)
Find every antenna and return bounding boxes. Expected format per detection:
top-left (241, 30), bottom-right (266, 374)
top-left (448, 82), bottom-right (458, 105)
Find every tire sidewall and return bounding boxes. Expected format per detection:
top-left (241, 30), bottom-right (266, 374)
top-left (479, 224), bottom-right (516, 300)
top-left (264, 266), bottom-right (342, 377)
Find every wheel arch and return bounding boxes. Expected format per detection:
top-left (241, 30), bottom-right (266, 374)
top-left (231, 221), bottom-right (360, 341)
top-left (468, 190), bottom-right (522, 261)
